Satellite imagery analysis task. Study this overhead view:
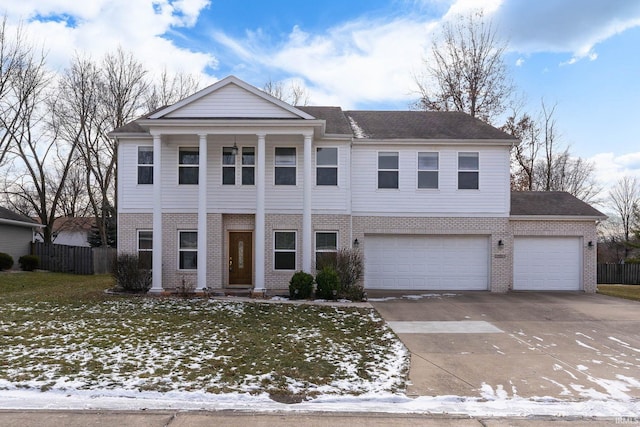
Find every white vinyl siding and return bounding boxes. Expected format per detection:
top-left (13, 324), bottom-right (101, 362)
top-left (165, 83), bottom-right (300, 118)
top-left (513, 237), bottom-right (582, 291)
top-left (364, 235), bottom-right (489, 290)
top-left (351, 145), bottom-right (510, 215)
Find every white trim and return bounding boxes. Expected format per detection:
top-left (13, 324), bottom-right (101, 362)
top-left (0, 218), bottom-right (43, 228)
top-left (314, 230), bottom-right (338, 268)
top-left (302, 135), bottom-right (312, 273)
top-left (274, 146), bottom-right (297, 186)
top-left (417, 151), bottom-right (439, 190)
top-left (151, 134), bottom-right (163, 293)
top-left (136, 145), bottom-right (154, 185)
top-left (315, 146), bottom-right (338, 187)
top-left (197, 134), bottom-right (208, 291)
top-left (377, 151), bottom-right (399, 189)
top-left (273, 230), bottom-right (297, 271)
top-left (254, 134), bottom-right (266, 290)
top-left (178, 146), bottom-right (199, 185)
top-left (178, 230), bottom-right (198, 271)
top-left (457, 151), bottom-right (479, 190)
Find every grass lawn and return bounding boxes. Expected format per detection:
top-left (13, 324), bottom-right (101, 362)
top-left (597, 284), bottom-right (640, 302)
top-left (0, 272), bottom-right (407, 401)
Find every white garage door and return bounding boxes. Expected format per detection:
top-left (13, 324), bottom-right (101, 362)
top-left (513, 237), bottom-right (582, 291)
top-left (364, 235), bottom-right (489, 290)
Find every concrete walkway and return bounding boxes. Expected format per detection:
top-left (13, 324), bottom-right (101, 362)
top-left (369, 291), bottom-right (640, 400)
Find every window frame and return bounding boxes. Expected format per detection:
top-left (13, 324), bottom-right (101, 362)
top-left (274, 147), bottom-right (297, 186)
top-left (137, 146), bottom-right (154, 185)
top-left (222, 146), bottom-right (236, 185)
top-left (316, 147), bottom-right (338, 186)
top-left (458, 152), bottom-right (479, 190)
top-left (417, 152), bottom-right (439, 189)
top-left (178, 147), bottom-right (199, 185)
top-left (137, 230), bottom-right (153, 270)
top-left (315, 231), bottom-right (338, 269)
top-left (377, 151), bottom-right (399, 189)
top-left (242, 146), bottom-right (255, 186)
top-left (274, 230), bottom-right (296, 271)
top-left (178, 230), bottom-right (198, 270)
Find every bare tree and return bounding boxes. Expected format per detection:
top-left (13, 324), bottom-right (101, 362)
top-left (609, 176), bottom-right (639, 245)
top-left (413, 11), bottom-right (514, 124)
top-left (263, 78), bottom-right (311, 106)
top-left (501, 107), bottom-right (539, 190)
top-left (144, 68), bottom-right (200, 113)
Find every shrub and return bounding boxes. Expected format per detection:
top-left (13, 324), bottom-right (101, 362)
top-left (315, 266), bottom-right (341, 300)
top-left (289, 271), bottom-right (314, 299)
top-left (317, 248), bottom-right (365, 301)
top-left (0, 253), bottom-right (14, 271)
top-left (18, 255), bottom-right (39, 271)
top-left (112, 253), bottom-right (151, 293)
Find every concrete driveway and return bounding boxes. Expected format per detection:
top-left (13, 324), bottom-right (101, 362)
top-left (369, 292), bottom-right (640, 401)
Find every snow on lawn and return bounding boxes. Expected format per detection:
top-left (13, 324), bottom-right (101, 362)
top-left (0, 298), bottom-right (408, 399)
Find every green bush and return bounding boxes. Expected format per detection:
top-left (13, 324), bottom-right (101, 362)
top-left (18, 255), bottom-right (39, 271)
top-left (317, 248), bottom-right (366, 301)
top-left (315, 266), bottom-right (340, 300)
top-left (112, 253), bottom-right (151, 293)
top-left (289, 271), bottom-right (314, 299)
top-left (0, 253), bottom-right (14, 271)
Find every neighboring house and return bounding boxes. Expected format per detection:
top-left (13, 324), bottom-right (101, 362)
top-left (34, 216), bottom-right (95, 247)
top-left (111, 75), bottom-right (606, 294)
top-left (0, 207), bottom-right (41, 269)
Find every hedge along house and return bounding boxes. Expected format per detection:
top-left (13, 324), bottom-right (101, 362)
top-left (0, 207), bottom-right (42, 269)
top-left (111, 76), bottom-right (605, 295)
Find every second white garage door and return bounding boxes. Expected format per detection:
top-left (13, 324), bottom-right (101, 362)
top-left (364, 235), bottom-right (489, 290)
top-left (513, 237), bottom-right (582, 291)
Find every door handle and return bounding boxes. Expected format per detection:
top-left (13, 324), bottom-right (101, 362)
top-left (229, 257), bottom-right (233, 272)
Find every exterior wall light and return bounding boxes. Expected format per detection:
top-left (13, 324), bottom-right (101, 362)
top-left (498, 239), bottom-right (504, 247)
top-left (588, 241), bottom-right (594, 248)
top-left (353, 238), bottom-right (359, 248)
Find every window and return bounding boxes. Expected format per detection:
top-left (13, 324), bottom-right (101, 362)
top-left (179, 148), bottom-right (199, 185)
top-left (179, 231), bottom-right (197, 269)
top-left (418, 152), bottom-right (438, 189)
top-left (137, 146), bottom-right (153, 184)
top-left (222, 147), bottom-right (236, 185)
top-left (316, 147), bottom-right (338, 186)
top-left (242, 147), bottom-right (255, 185)
top-left (378, 152), bottom-right (399, 189)
top-left (315, 232), bottom-right (337, 269)
top-left (458, 152), bottom-right (479, 189)
top-left (138, 230), bottom-right (152, 269)
top-left (274, 231), bottom-right (296, 270)
top-left (275, 147), bottom-right (296, 185)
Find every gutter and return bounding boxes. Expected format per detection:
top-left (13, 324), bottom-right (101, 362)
top-left (0, 218), bottom-right (45, 228)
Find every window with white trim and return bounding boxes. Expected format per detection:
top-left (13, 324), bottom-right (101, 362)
top-left (378, 152), bottom-right (399, 189)
top-left (137, 146), bottom-right (153, 184)
top-left (418, 152), bottom-right (438, 189)
top-left (274, 231), bottom-right (296, 270)
top-left (275, 147), bottom-right (296, 185)
top-left (138, 230), bottom-right (152, 270)
top-left (315, 231), bottom-right (337, 269)
top-left (178, 148), bottom-right (199, 185)
top-left (458, 152), bottom-right (479, 189)
top-left (316, 147), bottom-right (337, 186)
top-left (222, 147), bottom-right (236, 185)
top-left (178, 231), bottom-right (197, 270)
top-left (242, 147), bottom-right (255, 185)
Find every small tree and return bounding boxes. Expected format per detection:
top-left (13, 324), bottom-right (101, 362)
top-left (289, 271), bottom-right (314, 299)
top-left (112, 253), bottom-right (151, 293)
top-left (317, 248), bottom-right (365, 301)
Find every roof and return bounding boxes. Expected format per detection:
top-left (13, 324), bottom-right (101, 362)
top-left (344, 110), bottom-right (517, 140)
top-left (510, 192), bottom-right (606, 218)
top-left (296, 106), bottom-right (352, 135)
top-left (0, 207), bottom-right (39, 228)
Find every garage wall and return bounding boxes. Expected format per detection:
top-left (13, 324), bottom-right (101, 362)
top-left (509, 220), bottom-right (598, 292)
top-left (352, 216), bottom-right (511, 292)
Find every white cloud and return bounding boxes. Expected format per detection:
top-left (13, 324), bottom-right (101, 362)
top-left (515, 58), bottom-right (524, 67)
top-left (589, 152), bottom-right (640, 190)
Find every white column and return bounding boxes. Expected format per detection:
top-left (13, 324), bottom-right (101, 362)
top-left (254, 133), bottom-right (266, 291)
top-left (302, 133), bottom-right (313, 273)
top-left (196, 134), bottom-right (208, 291)
top-left (150, 134), bottom-right (163, 293)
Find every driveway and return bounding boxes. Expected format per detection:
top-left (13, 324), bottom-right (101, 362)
top-left (369, 292), bottom-right (640, 401)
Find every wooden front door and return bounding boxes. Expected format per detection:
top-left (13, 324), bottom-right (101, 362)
top-left (229, 232), bottom-right (253, 285)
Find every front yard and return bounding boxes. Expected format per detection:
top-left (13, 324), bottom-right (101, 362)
top-left (0, 273), bottom-right (408, 401)
top-left (597, 284), bottom-right (640, 302)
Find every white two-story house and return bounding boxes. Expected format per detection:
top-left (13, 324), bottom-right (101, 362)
top-left (112, 76), bottom-right (605, 295)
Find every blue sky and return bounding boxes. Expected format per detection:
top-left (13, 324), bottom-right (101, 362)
top-left (3, 0), bottom-right (640, 192)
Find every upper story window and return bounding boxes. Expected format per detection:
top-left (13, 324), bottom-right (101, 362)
top-left (275, 147), bottom-right (296, 185)
top-left (458, 152), bottom-right (479, 189)
top-left (137, 146), bottom-right (153, 184)
top-left (179, 231), bottom-right (197, 270)
top-left (242, 147), bottom-right (255, 185)
top-left (178, 148), bottom-right (199, 185)
top-left (378, 152), bottom-right (399, 189)
top-left (138, 230), bottom-right (152, 269)
top-left (418, 152), bottom-right (438, 189)
top-left (222, 147), bottom-right (236, 185)
top-left (316, 147), bottom-right (338, 186)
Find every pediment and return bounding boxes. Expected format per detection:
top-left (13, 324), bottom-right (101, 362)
top-left (150, 76), bottom-right (314, 120)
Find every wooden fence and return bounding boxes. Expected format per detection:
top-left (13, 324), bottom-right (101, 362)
top-left (31, 242), bottom-right (116, 275)
top-left (597, 264), bottom-right (640, 285)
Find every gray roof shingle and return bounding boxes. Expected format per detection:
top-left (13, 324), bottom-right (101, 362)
top-left (510, 192), bottom-right (606, 218)
top-left (296, 106), bottom-right (352, 135)
top-left (0, 207), bottom-right (37, 225)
